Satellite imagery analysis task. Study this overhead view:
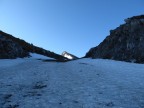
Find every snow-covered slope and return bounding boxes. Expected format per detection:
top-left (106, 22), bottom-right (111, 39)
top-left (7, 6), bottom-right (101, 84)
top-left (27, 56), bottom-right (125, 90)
top-left (0, 58), bottom-right (144, 108)
top-left (29, 53), bottom-right (55, 60)
top-left (0, 59), bottom-right (26, 68)
top-left (0, 53), bottom-right (54, 68)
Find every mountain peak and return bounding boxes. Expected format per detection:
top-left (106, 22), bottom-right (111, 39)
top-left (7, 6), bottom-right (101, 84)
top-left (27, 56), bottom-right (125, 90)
top-left (62, 51), bottom-right (78, 60)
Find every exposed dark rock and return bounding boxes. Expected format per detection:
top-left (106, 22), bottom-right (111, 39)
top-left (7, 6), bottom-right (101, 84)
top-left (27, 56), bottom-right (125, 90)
top-left (33, 82), bottom-right (47, 89)
top-left (62, 51), bottom-right (78, 60)
top-left (0, 34), bottom-right (28, 59)
top-left (85, 15), bottom-right (144, 63)
top-left (0, 31), bottom-right (68, 61)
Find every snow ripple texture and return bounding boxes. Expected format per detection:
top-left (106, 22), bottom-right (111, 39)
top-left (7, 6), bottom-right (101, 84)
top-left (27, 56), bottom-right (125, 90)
top-left (0, 58), bottom-right (144, 108)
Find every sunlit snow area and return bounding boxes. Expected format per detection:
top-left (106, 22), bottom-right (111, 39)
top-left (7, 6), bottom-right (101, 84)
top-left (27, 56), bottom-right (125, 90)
top-left (0, 55), bottom-right (144, 108)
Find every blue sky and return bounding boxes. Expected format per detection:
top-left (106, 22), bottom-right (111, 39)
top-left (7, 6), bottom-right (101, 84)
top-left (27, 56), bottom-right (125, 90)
top-left (0, 0), bottom-right (144, 57)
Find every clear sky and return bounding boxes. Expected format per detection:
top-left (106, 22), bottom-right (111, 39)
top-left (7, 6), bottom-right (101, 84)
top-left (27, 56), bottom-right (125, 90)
top-left (0, 0), bottom-right (144, 57)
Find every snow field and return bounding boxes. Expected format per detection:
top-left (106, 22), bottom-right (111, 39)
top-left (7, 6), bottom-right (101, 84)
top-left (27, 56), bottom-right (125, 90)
top-left (0, 58), bottom-right (144, 108)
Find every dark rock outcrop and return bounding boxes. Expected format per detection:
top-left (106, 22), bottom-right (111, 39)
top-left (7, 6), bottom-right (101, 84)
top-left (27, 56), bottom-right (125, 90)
top-left (62, 51), bottom-right (78, 60)
top-left (0, 34), bottom-right (28, 59)
top-left (85, 15), bottom-right (144, 63)
top-left (0, 30), bottom-right (68, 61)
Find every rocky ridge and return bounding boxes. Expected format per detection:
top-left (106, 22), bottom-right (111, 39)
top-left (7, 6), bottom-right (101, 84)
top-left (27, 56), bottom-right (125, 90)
top-left (85, 15), bottom-right (144, 63)
top-left (0, 30), bottom-right (68, 61)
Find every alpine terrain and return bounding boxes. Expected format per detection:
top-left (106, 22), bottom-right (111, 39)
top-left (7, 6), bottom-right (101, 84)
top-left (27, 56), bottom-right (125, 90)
top-left (0, 56), bottom-right (144, 108)
top-left (86, 15), bottom-right (144, 63)
top-left (0, 31), bottom-right (68, 61)
top-left (62, 51), bottom-right (79, 60)
top-left (0, 15), bottom-right (144, 108)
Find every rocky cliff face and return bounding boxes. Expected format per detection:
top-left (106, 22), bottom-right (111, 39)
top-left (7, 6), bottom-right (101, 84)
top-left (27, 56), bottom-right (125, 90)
top-left (0, 31), bottom-right (68, 61)
top-left (85, 15), bottom-right (144, 63)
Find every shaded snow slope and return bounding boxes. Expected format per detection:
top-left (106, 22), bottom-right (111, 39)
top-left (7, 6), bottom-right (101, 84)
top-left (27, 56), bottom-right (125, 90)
top-left (29, 53), bottom-right (55, 60)
top-left (0, 58), bottom-right (144, 108)
top-left (0, 53), bottom-right (54, 68)
top-left (0, 59), bottom-right (26, 68)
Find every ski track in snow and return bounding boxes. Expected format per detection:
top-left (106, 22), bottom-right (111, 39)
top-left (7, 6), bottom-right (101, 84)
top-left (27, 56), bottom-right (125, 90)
top-left (0, 58), bottom-right (144, 108)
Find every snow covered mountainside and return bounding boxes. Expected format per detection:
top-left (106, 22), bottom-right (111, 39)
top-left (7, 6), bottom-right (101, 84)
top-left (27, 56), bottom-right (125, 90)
top-left (62, 51), bottom-right (78, 60)
top-left (0, 57), bottom-right (144, 108)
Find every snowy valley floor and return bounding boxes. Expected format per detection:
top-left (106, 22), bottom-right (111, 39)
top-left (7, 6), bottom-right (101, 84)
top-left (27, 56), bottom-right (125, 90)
top-left (0, 58), bottom-right (144, 108)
